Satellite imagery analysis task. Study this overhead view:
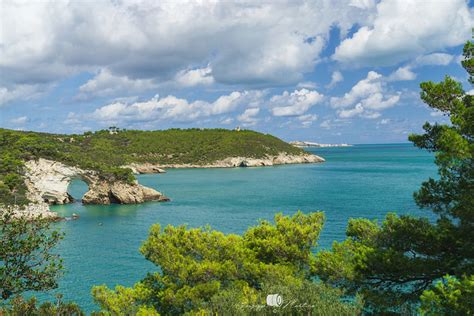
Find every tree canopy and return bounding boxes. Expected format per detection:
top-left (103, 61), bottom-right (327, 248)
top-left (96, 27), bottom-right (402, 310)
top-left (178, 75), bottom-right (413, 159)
top-left (314, 41), bottom-right (474, 314)
top-left (0, 210), bottom-right (63, 300)
top-left (92, 212), bottom-right (362, 315)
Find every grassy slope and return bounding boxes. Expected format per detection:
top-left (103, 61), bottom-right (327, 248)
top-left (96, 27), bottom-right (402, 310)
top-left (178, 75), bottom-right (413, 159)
top-left (0, 128), bottom-right (304, 205)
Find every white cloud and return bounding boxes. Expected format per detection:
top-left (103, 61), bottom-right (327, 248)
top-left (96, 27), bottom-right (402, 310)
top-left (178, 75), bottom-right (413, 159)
top-left (78, 88), bottom-right (325, 128)
top-left (415, 53), bottom-right (455, 66)
top-left (330, 71), bottom-right (383, 108)
top-left (379, 118), bottom-right (391, 125)
top-left (361, 93), bottom-right (400, 110)
top-left (237, 108), bottom-right (260, 126)
top-left (3, 0), bottom-right (469, 107)
top-left (90, 90), bottom-right (263, 124)
top-left (220, 117), bottom-right (234, 125)
top-left (269, 89), bottom-right (324, 117)
top-left (349, 0), bottom-right (376, 10)
top-left (1, 0), bottom-right (374, 105)
top-left (326, 71), bottom-right (344, 88)
top-left (333, 0), bottom-right (472, 66)
top-left (320, 119), bottom-right (331, 129)
top-left (0, 84), bottom-right (48, 106)
top-left (361, 111), bottom-right (381, 119)
top-left (331, 71), bottom-right (400, 118)
top-left (298, 114), bottom-right (318, 127)
top-left (10, 116), bottom-right (28, 124)
top-left (338, 104), bottom-right (365, 118)
top-left (77, 69), bottom-right (158, 99)
top-left (175, 66), bottom-right (214, 87)
top-left (388, 66), bottom-right (416, 81)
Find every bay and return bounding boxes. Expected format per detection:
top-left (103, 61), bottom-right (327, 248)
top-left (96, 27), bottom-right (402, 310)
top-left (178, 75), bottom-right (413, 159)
top-left (41, 143), bottom-right (436, 312)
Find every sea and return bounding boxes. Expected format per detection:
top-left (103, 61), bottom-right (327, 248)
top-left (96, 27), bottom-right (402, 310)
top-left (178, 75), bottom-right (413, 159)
top-left (37, 143), bottom-right (436, 312)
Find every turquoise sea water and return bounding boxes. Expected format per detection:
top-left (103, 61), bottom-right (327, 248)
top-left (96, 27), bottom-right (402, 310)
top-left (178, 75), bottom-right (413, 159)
top-left (41, 143), bottom-right (436, 312)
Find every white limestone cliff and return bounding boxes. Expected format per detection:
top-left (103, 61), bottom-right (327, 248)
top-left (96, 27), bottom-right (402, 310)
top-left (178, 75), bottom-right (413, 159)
top-left (122, 152), bottom-right (324, 172)
top-left (12, 158), bottom-right (169, 218)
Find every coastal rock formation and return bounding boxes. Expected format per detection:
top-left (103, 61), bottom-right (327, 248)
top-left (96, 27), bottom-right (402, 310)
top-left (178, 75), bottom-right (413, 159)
top-left (82, 180), bottom-right (169, 204)
top-left (122, 163), bottom-right (166, 174)
top-left (137, 152), bottom-right (325, 169)
top-left (1, 203), bottom-right (60, 220)
top-left (24, 159), bottom-right (88, 205)
top-left (213, 153), bottom-right (325, 167)
top-left (290, 141), bottom-right (352, 148)
top-left (24, 158), bottom-right (169, 207)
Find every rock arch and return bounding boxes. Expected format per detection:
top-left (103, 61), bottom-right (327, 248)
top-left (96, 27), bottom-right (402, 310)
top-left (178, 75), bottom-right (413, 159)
top-left (24, 158), bottom-right (168, 205)
top-left (24, 159), bottom-right (92, 205)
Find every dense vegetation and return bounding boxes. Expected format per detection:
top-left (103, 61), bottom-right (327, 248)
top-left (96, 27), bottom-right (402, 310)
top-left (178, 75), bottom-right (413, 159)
top-left (0, 128), bottom-right (303, 206)
top-left (92, 212), bottom-right (362, 315)
top-left (0, 295), bottom-right (83, 316)
top-left (0, 209), bottom-right (63, 300)
top-left (315, 42), bottom-right (474, 314)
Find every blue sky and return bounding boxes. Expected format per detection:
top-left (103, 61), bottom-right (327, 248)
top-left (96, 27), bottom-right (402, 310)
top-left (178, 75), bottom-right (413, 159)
top-left (0, 0), bottom-right (472, 143)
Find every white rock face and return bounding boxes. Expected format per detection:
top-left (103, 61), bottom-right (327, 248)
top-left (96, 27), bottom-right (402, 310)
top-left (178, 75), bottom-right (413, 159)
top-left (128, 152), bottom-right (325, 170)
top-left (82, 180), bottom-right (169, 204)
top-left (23, 158), bottom-right (169, 207)
top-left (1, 203), bottom-right (60, 220)
top-left (122, 163), bottom-right (166, 174)
top-left (24, 158), bottom-right (87, 205)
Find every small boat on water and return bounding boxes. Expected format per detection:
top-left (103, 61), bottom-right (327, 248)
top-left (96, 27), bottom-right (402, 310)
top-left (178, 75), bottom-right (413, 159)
top-left (63, 213), bottom-right (80, 221)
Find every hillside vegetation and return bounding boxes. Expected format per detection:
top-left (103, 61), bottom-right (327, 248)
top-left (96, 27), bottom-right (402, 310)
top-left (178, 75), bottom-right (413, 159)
top-left (0, 128), bottom-right (303, 206)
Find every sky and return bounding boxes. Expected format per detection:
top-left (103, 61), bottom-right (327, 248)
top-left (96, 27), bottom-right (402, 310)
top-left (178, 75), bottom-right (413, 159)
top-left (0, 0), bottom-right (472, 144)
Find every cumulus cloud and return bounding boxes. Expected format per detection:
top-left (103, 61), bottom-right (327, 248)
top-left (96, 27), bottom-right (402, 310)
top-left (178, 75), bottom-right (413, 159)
top-left (331, 71), bottom-right (400, 119)
top-left (269, 89), bottom-right (324, 117)
top-left (338, 104), bottom-right (364, 118)
top-left (388, 66), bottom-right (417, 81)
top-left (385, 52), bottom-right (454, 84)
top-left (174, 66), bottom-right (215, 87)
top-left (77, 69), bottom-right (158, 99)
top-left (0, 84), bottom-right (48, 106)
top-left (2, 0), bottom-right (470, 108)
top-left (237, 108), bottom-right (260, 126)
top-left (89, 90), bottom-right (263, 124)
top-left (75, 87), bottom-right (326, 128)
top-left (333, 0), bottom-right (472, 66)
top-left (326, 71), bottom-right (344, 88)
top-left (1, 0), bottom-right (375, 105)
top-left (297, 114), bottom-right (318, 127)
top-left (415, 53), bottom-right (455, 66)
top-left (330, 71), bottom-right (381, 108)
top-left (320, 119), bottom-right (331, 129)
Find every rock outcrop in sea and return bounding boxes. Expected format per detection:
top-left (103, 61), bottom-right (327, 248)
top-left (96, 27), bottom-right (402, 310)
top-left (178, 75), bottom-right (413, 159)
top-left (15, 158), bottom-right (169, 218)
top-left (82, 180), bottom-right (169, 204)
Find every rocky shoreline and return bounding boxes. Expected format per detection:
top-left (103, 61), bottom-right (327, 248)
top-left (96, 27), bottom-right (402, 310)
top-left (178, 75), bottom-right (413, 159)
top-left (5, 152), bottom-right (323, 219)
top-left (123, 152), bottom-right (325, 173)
top-left (5, 158), bottom-right (169, 219)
